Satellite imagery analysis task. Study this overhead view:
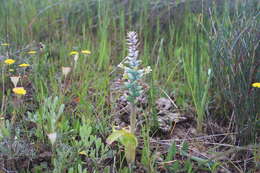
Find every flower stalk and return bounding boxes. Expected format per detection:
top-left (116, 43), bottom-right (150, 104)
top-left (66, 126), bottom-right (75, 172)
top-left (119, 31), bottom-right (152, 133)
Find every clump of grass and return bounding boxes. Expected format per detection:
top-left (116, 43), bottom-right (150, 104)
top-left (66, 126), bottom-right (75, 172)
top-left (209, 1), bottom-right (260, 144)
top-left (177, 13), bottom-right (211, 132)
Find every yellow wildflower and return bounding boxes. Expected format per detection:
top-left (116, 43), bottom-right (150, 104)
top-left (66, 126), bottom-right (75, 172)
top-left (81, 50), bottom-right (91, 55)
top-left (4, 59), bottom-right (15, 65)
top-left (28, 50), bottom-right (37, 54)
top-left (123, 72), bottom-right (128, 79)
top-left (9, 69), bottom-right (14, 72)
top-left (69, 51), bottom-right (79, 55)
top-left (252, 83), bottom-right (260, 88)
top-left (19, 63), bottom-right (30, 67)
top-left (79, 151), bottom-right (87, 155)
top-left (1, 43), bottom-right (9, 46)
top-left (12, 87), bottom-right (26, 95)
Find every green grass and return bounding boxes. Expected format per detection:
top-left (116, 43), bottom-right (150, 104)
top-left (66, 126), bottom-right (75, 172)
top-left (0, 0), bottom-right (259, 172)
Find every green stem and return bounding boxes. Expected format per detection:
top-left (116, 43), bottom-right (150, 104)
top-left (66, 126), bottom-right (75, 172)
top-left (1, 66), bottom-right (5, 114)
top-left (129, 102), bottom-right (136, 134)
top-left (128, 163), bottom-right (134, 173)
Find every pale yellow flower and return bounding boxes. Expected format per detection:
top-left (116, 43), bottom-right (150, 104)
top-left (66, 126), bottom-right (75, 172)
top-left (1, 43), bottom-right (9, 46)
top-left (28, 50), bottom-right (37, 54)
top-left (252, 83), bottom-right (260, 88)
top-left (81, 50), bottom-right (91, 55)
top-left (4, 59), bottom-right (15, 65)
top-left (12, 87), bottom-right (26, 95)
top-left (69, 51), bottom-right (79, 56)
top-left (19, 63), bottom-right (30, 67)
top-left (9, 69), bottom-right (14, 72)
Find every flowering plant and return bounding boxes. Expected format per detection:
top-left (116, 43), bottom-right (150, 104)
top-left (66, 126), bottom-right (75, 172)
top-left (118, 31), bottom-right (151, 133)
top-left (107, 31), bottom-right (151, 165)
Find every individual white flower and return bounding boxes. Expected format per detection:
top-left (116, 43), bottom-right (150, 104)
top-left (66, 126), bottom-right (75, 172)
top-left (10, 76), bottom-right (20, 87)
top-left (73, 53), bottom-right (79, 64)
top-left (47, 132), bottom-right (57, 145)
top-left (118, 62), bottom-right (126, 69)
top-left (143, 66), bottom-right (152, 74)
top-left (62, 66), bottom-right (71, 78)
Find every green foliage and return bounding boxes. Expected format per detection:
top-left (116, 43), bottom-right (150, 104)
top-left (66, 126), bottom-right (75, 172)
top-left (0, 120), bottom-right (11, 139)
top-left (140, 127), bottom-right (155, 172)
top-left (165, 141), bottom-right (217, 172)
top-left (107, 127), bottom-right (138, 164)
top-left (77, 124), bottom-right (109, 163)
top-left (0, 0), bottom-right (259, 172)
top-left (166, 142), bottom-right (177, 162)
top-left (180, 14), bottom-right (211, 132)
top-left (27, 96), bottom-right (64, 144)
top-left (209, 0), bottom-right (260, 144)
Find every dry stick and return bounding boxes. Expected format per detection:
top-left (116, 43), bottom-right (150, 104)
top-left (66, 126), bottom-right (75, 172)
top-left (159, 87), bottom-right (178, 109)
top-left (158, 132), bottom-right (236, 142)
top-left (109, 56), bottom-right (127, 76)
top-left (199, 142), bottom-right (260, 151)
top-left (219, 110), bottom-right (235, 144)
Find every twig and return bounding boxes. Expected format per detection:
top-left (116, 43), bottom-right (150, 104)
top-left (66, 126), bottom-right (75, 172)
top-left (109, 56), bottom-right (127, 76)
top-left (159, 87), bottom-right (178, 109)
top-left (158, 132), bottom-right (237, 142)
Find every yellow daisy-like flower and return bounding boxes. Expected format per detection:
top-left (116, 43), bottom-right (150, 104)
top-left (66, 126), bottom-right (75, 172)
top-left (12, 87), bottom-right (26, 95)
top-left (69, 51), bottom-right (79, 55)
top-left (252, 83), bottom-right (260, 88)
top-left (1, 43), bottom-right (9, 46)
top-left (28, 50), bottom-right (37, 54)
top-left (81, 50), bottom-right (91, 55)
top-left (19, 63), bottom-right (30, 67)
top-left (78, 151), bottom-right (87, 155)
top-left (4, 59), bottom-right (15, 65)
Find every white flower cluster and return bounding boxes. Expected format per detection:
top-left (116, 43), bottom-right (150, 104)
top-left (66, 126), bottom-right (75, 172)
top-left (118, 31), bottom-right (152, 103)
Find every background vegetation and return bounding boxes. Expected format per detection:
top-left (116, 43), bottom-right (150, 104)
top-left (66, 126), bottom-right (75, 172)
top-left (0, 0), bottom-right (259, 172)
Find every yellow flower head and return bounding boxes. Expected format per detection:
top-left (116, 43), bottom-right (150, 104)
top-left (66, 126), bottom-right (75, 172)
top-left (4, 59), bottom-right (15, 65)
top-left (28, 50), bottom-right (37, 54)
top-left (81, 50), bottom-right (91, 55)
top-left (19, 63), bottom-right (30, 67)
top-left (78, 151), bottom-right (87, 155)
top-left (69, 51), bottom-right (79, 56)
top-left (1, 43), bottom-right (9, 46)
top-left (12, 87), bottom-right (26, 95)
top-left (252, 83), bottom-right (260, 88)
